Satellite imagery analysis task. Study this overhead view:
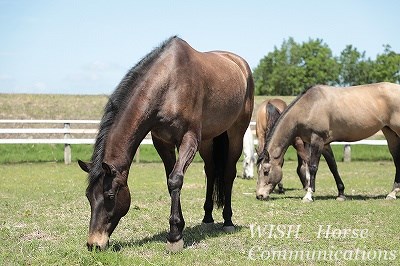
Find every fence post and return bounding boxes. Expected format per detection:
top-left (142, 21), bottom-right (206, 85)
top-left (64, 123), bottom-right (71, 165)
top-left (343, 144), bottom-right (351, 162)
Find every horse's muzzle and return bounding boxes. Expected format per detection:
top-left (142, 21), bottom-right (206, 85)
top-left (87, 241), bottom-right (109, 251)
top-left (86, 232), bottom-right (109, 251)
top-left (256, 194), bottom-right (270, 201)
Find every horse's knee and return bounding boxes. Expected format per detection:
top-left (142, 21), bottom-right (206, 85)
top-left (309, 164), bottom-right (318, 175)
top-left (168, 174), bottom-right (183, 192)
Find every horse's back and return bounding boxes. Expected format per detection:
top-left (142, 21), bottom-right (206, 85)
top-left (200, 51), bottom-right (253, 137)
top-left (296, 82), bottom-right (400, 142)
top-left (161, 38), bottom-right (254, 140)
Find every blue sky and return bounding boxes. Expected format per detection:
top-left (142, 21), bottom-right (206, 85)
top-left (0, 0), bottom-right (399, 95)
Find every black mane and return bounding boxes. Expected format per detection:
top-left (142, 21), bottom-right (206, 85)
top-left (87, 35), bottom-right (179, 188)
top-left (257, 85), bottom-right (316, 165)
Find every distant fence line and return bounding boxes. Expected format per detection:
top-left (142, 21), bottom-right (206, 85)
top-left (0, 120), bottom-right (387, 164)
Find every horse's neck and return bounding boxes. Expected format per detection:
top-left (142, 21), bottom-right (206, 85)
top-left (268, 111), bottom-right (298, 165)
top-left (104, 97), bottom-right (155, 169)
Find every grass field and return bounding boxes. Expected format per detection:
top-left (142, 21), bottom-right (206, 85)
top-left (0, 94), bottom-right (398, 265)
top-left (0, 93), bottom-right (293, 120)
top-left (1, 160), bottom-right (399, 265)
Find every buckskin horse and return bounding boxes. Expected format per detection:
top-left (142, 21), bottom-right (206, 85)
top-left (256, 83), bottom-right (400, 202)
top-left (255, 98), bottom-right (344, 201)
top-left (78, 36), bottom-right (254, 252)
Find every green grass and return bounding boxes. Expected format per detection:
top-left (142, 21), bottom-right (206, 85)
top-left (1, 161), bottom-right (399, 265)
top-left (0, 93), bottom-right (397, 265)
top-left (0, 143), bottom-right (393, 164)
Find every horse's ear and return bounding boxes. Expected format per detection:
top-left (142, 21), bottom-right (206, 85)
top-left (78, 160), bottom-right (92, 173)
top-left (102, 162), bottom-right (117, 176)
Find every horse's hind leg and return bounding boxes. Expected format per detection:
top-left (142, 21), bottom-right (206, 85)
top-left (198, 140), bottom-right (215, 225)
top-left (321, 144), bottom-right (345, 201)
top-left (221, 129), bottom-right (246, 232)
top-left (382, 127), bottom-right (400, 200)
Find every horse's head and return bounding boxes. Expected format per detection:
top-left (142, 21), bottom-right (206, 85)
top-left (256, 151), bottom-right (282, 200)
top-left (78, 160), bottom-right (131, 251)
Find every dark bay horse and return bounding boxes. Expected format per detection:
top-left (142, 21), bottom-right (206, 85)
top-left (255, 98), bottom-right (344, 201)
top-left (78, 36), bottom-right (254, 252)
top-left (257, 82), bottom-right (400, 202)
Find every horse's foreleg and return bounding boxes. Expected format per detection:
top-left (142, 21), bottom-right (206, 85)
top-left (166, 132), bottom-right (198, 252)
top-left (302, 134), bottom-right (323, 203)
top-left (294, 138), bottom-right (309, 189)
top-left (151, 134), bottom-right (176, 189)
top-left (322, 144), bottom-right (346, 201)
top-left (296, 155), bottom-right (308, 189)
top-left (382, 127), bottom-right (400, 200)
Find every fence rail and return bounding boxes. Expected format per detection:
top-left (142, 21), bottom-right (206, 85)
top-left (0, 120), bottom-right (387, 164)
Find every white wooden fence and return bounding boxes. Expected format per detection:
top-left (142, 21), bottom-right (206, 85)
top-left (0, 120), bottom-right (387, 165)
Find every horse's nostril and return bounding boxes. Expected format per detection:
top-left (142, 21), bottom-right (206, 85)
top-left (87, 242), bottom-right (105, 251)
top-left (256, 194), bottom-right (269, 201)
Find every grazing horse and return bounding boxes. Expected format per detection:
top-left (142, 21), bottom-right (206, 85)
top-left (78, 36), bottom-right (254, 252)
top-left (255, 99), bottom-right (344, 201)
top-left (256, 82), bottom-right (400, 202)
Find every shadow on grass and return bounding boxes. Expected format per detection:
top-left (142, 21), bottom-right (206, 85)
top-left (261, 187), bottom-right (388, 201)
top-left (110, 222), bottom-right (244, 251)
top-left (277, 194), bottom-right (388, 201)
top-left (310, 193), bottom-right (387, 201)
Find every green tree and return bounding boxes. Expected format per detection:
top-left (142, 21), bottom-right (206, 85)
top-left (338, 45), bottom-right (367, 86)
top-left (253, 38), bottom-right (339, 95)
top-left (300, 38), bottom-right (339, 89)
top-left (253, 37), bottom-right (303, 95)
top-left (253, 39), bottom-right (399, 96)
top-left (370, 45), bottom-right (400, 83)
top-left (339, 44), bottom-right (400, 85)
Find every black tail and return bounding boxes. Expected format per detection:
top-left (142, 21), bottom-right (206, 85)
top-left (257, 103), bottom-right (282, 166)
top-left (212, 131), bottom-right (229, 208)
top-left (266, 102), bottom-right (282, 134)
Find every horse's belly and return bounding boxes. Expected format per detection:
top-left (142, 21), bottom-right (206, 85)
top-left (329, 124), bottom-right (383, 142)
top-left (201, 114), bottom-right (240, 140)
top-left (200, 95), bottom-right (247, 140)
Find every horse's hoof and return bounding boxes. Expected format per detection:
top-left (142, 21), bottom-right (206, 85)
top-left (166, 239), bottom-right (184, 253)
top-left (302, 197), bottom-right (313, 203)
top-left (222, 225), bottom-right (235, 233)
top-left (336, 195), bottom-right (346, 201)
top-left (386, 194), bottom-right (396, 200)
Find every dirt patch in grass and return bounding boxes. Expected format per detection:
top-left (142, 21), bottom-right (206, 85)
top-left (21, 230), bottom-right (56, 241)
